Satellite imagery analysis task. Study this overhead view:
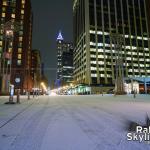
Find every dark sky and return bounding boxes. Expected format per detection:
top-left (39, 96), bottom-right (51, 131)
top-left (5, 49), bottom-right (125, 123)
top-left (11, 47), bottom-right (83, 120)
top-left (31, 0), bottom-right (73, 84)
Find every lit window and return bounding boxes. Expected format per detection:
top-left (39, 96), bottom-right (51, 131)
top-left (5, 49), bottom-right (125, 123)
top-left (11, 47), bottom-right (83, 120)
top-left (19, 37), bottom-right (23, 41)
top-left (98, 49), bottom-right (103, 52)
top-left (91, 67), bottom-right (97, 70)
top-left (7, 60), bottom-right (10, 65)
top-left (20, 20), bottom-right (24, 25)
top-left (8, 48), bottom-right (12, 53)
top-left (9, 42), bottom-right (13, 47)
top-left (18, 48), bottom-right (22, 53)
top-left (0, 41), bottom-right (2, 46)
top-left (140, 64), bottom-right (144, 67)
top-left (100, 68), bottom-right (104, 71)
top-left (21, 10), bottom-right (24, 14)
top-left (91, 61), bottom-right (96, 64)
top-left (99, 61), bottom-right (104, 65)
top-left (91, 74), bottom-right (97, 77)
top-left (146, 59), bottom-right (150, 62)
top-left (11, 14), bottom-right (15, 18)
top-left (98, 55), bottom-right (104, 58)
top-left (91, 55), bottom-right (96, 58)
top-left (139, 53), bottom-right (143, 56)
top-left (90, 48), bottom-right (96, 52)
top-left (2, 13), bottom-right (6, 18)
top-left (101, 74), bottom-right (105, 77)
top-left (22, 0), bottom-right (25, 4)
top-left (18, 54), bottom-right (22, 59)
top-left (17, 60), bottom-right (22, 65)
top-left (3, 1), bottom-right (7, 6)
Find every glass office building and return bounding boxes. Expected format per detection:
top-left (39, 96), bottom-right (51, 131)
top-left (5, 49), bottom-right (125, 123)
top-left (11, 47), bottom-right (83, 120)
top-left (73, 0), bottom-right (150, 86)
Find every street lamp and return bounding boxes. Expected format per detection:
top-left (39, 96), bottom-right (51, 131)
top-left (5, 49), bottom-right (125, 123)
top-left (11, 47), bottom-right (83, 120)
top-left (111, 33), bottom-right (126, 95)
top-left (40, 82), bottom-right (47, 95)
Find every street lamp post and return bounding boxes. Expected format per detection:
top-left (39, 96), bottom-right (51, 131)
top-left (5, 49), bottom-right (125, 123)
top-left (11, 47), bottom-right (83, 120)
top-left (111, 33), bottom-right (126, 95)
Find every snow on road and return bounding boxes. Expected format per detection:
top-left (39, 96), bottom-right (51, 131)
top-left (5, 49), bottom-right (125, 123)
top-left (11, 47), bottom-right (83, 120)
top-left (0, 95), bottom-right (150, 150)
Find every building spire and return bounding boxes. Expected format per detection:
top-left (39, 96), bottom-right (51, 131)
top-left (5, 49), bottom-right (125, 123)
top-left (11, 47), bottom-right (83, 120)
top-left (57, 31), bottom-right (64, 41)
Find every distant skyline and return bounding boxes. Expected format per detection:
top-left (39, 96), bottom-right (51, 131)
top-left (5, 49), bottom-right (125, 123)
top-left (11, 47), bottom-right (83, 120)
top-left (31, 0), bottom-right (73, 84)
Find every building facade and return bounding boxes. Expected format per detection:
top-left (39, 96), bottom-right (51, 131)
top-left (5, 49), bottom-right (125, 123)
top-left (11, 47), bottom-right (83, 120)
top-left (56, 31), bottom-right (73, 86)
top-left (0, 0), bottom-right (33, 94)
top-left (31, 49), bottom-right (41, 90)
top-left (73, 0), bottom-right (150, 86)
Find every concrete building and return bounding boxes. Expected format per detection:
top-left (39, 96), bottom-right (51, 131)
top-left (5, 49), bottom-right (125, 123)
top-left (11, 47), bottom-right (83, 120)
top-left (56, 31), bottom-right (73, 86)
top-left (0, 0), bottom-right (33, 94)
top-left (73, 0), bottom-right (150, 90)
top-left (31, 49), bottom-right (41, 90)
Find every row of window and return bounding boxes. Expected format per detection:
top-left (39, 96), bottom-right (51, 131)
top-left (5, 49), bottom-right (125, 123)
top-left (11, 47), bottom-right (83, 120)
top-left (2, 0), bottom-right (25, 6)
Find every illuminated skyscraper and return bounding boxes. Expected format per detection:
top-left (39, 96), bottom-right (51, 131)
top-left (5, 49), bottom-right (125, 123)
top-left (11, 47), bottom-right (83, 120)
top-left (73, 0), bottom-right (150, 86)
top-left (56, 31), bottom-right (73, 86)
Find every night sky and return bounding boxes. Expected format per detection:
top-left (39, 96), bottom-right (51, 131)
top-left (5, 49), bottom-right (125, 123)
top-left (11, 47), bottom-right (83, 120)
top-left (31, 0), bottom-right (73, 84)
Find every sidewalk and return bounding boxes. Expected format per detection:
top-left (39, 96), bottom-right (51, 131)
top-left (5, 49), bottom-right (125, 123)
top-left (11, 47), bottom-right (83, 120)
top-left (0, 95), bottom-right (38, 128)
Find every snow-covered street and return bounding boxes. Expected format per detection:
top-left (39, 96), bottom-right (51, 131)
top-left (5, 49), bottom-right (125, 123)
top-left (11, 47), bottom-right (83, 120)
top-left (0, 95), bottom-right (150, 150)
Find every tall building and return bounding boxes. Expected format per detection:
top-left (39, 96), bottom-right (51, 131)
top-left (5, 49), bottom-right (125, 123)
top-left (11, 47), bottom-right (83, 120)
top-left (73, 0), bottom-right (150, 86)
top-left (0, 0), bottom-right (33, 93)
top-left (56, 31), bottom-right (73, 86)
top-left (31, 49), bottom-right (41, 90)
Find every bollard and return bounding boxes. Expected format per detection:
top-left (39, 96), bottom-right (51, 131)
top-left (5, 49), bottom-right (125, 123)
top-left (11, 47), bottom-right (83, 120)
top-left (9, 84), bottom-right (14, 104)
top-left (16, 89), bottom-right (20, 104)
top-left (33, 91), bottom-right (35, 98)
top-left (133, 90), bottom-right (136, 98)
top-left (28, 91), bottom-right (30, 100)
top-left (9, 95), bottom-right (13, 102)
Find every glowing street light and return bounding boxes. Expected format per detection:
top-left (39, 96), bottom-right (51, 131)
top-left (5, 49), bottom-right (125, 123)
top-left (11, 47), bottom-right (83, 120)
top-left (40, 82), bottom-right (47, 92)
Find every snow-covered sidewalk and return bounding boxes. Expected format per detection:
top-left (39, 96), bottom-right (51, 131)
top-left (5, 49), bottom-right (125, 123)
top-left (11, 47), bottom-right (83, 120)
top-left (0, 95), bottom-right (150, 150)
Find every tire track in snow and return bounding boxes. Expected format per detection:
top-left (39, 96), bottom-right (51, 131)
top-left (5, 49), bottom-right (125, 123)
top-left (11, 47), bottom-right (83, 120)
top-left (8, 97), bottom-right (63, 150)
top-left (62, 99), bottom-right (149, 150)
top-left (0, 100), bottom-right (36, 129)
